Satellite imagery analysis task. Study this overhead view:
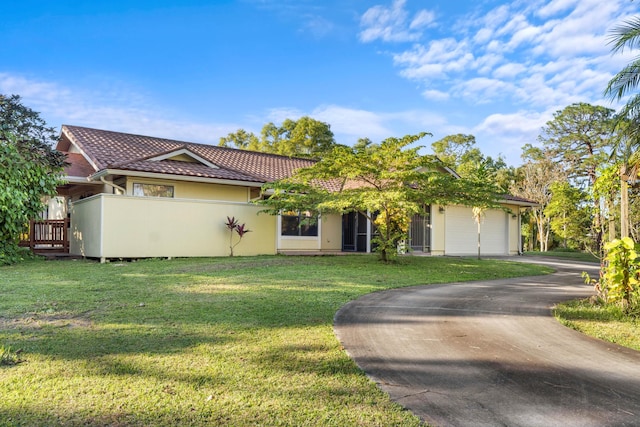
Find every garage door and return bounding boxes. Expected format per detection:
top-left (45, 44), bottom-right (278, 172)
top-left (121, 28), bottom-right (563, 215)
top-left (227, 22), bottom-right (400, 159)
top-left (444, 206), bottom-right (508, 255)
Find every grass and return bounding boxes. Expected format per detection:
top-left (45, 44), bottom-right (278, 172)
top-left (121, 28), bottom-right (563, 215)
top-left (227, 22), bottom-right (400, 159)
top-left (524, 249), bottom-right (600, 263)
top-left (0, 255), bottom-right (551, 426)
top-left (554, 299), bottom-right (640, 351)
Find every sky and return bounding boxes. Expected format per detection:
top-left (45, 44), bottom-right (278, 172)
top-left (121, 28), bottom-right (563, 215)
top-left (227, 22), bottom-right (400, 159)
top-left (1, 0), bottom-right (638, 166)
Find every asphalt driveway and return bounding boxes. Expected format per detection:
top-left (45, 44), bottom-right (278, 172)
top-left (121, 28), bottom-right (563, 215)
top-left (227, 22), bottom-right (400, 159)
top-left (334, 258), bottom-right (640, 427)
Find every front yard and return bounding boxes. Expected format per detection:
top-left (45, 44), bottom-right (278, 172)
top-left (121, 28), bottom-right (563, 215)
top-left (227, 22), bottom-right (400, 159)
top-left (0, 255), bottom-right (549, 426)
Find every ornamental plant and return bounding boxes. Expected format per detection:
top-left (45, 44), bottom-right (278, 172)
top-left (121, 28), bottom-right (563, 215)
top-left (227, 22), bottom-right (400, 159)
top-left (585, 237), bottom-right (640, 314)
top-left (224, 216), bottom-right (251, 257)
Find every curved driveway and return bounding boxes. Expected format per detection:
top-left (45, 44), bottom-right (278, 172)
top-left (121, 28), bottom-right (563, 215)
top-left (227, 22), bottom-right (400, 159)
top-left (334, 258), bottom-right (640, 427)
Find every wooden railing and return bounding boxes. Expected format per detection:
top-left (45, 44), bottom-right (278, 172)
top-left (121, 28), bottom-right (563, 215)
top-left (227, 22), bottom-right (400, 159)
top-left (19, 219), bottom-right (69, 253)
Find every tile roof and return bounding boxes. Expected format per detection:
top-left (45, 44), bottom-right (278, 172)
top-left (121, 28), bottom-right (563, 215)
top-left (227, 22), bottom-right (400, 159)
top-left (500, 194), bottom-right (539, 206)
top-left (58, 125), bottom-right (318, 184)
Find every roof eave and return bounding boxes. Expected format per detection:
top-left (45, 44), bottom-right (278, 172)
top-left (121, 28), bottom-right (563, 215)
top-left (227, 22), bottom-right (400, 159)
top-left (90, 169), bottom-right (266, 188)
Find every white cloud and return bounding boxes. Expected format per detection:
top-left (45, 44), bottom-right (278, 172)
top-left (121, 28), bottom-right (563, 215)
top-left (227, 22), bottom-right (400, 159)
top-left (422, 89), bottom-right (450, 101)
top-left (410, 9), bottom-right (435, 30)
top-left (311, 105), bottom-right (393, 140)
top-left (0, 72), bottom-right (236, 145)
top-left (359, 0), bottom-right (435, 43)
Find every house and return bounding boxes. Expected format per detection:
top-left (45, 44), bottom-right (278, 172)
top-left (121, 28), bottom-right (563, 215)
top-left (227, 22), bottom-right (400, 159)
top-left (47, 125), bottom-right (536, 262)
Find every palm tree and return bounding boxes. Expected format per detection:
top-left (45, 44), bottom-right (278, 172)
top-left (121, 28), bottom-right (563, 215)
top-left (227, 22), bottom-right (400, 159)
top-left (605, 16), bottom-right (640, 238)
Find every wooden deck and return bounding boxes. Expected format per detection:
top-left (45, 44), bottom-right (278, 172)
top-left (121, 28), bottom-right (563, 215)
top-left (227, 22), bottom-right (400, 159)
top-left (19, 218), bottom-right (69, 254)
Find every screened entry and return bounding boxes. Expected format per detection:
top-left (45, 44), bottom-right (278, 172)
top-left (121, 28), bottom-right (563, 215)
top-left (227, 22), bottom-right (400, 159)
top-left (409, 207), bottom-right (431, 253)
top-left (342, 211), bottom-right (369, 252)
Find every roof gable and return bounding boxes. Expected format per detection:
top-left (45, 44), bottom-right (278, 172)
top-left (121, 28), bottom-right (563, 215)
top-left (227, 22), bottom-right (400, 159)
top-left (146, 147), bottom-right (220, 169)
top-left (59, 125), bottom-right (317, 184)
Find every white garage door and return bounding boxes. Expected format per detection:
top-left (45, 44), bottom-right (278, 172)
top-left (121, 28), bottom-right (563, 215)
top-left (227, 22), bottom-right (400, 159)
top-left (444, 206), bottom-right (508, 256)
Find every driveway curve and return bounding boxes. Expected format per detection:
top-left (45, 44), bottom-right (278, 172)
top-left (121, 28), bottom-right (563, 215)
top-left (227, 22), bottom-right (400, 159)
top-left (334, 258), bottom-right (640, 427)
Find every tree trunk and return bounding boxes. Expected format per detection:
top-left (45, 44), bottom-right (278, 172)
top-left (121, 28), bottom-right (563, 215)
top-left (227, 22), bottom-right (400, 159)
top-left (477, 221), bottom-right (481, 260)
top-left (621, 177), bottom-right (630, 239)
top-left (607, 196), bottom-right (616, 242)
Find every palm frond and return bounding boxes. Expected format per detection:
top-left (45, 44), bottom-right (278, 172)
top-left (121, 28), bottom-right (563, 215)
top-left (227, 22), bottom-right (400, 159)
top-left (608, 16), bottom-right (640, 53)
top-left (605, 58), bottom-right (640, 99)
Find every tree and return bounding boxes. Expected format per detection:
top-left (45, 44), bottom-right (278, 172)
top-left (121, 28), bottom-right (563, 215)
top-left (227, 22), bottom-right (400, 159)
top-left (218, 129), bottom-right (260, 151)
top-left (219, 116), bottom-right (337, 158)
top-left (539, 102), bottom-right (615, 253)
top-left (0, 94), bottom-right (66, 264)
top-left (605, 16), bottom-right (640, 142)
top-left (258, 132), bottom-right (502, 262)
top-left (510, 155), bottom-right (566, 252)
top-left (432, 133), bottom-right (513, 192)
top-left (605, 16), bottom-right (640, 239)
top-left (545, 181), bottom-right (590, 250)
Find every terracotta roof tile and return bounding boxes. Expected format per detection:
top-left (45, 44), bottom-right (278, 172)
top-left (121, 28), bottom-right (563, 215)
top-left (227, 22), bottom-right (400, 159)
top-left (59, 125), bottom-right (317, 184)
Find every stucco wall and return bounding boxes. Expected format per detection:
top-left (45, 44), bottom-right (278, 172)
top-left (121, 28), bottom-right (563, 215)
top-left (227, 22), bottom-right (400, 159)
top-left (430, 205), bottom-right (446, 256)
top-left (320, 213), bottom-right (342, 251)
top-left (69, 194), bottom-right (277, 259)
top-left (70, 195), bottom-right (104, 257)
top-left (431, 203), bottom-right (521, 256)
top-left (125, 177), bottom-right (250, 202)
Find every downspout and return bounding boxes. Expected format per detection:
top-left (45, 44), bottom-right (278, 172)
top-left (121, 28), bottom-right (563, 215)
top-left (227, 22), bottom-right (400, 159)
top-left (100, 176), bottom-right (126, 195)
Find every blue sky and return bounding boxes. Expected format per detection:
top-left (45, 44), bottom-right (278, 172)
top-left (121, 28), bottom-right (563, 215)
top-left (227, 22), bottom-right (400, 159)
top-left (1, 0), bottom-right (637, 165)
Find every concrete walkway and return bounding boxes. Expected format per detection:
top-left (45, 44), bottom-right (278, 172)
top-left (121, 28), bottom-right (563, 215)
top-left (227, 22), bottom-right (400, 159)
top-left (334, 258), bottom-right (640, 427)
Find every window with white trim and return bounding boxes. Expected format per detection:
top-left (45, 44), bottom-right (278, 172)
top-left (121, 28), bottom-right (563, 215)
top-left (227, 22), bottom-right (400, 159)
top-left (281, 211), bottom-right (318, 236)
top-left (133, 183), bottom-right (174, 198)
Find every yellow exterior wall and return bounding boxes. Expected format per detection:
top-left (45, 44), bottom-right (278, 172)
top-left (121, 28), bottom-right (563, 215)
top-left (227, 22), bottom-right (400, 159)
top-left (430, 203), bottom-right (521, 256)
top-left (320, 213), bottom-right (342, 251)
top-left (70, 195), bottom-right (104, 257)
top-left (503, 203), bottom-right (522, 255)
top-left (69, 194), bottom-right (277, 259)
top-left (430, 205), bottom-right (446, 256)
top-left (125, 178), bottom-right (249, 202)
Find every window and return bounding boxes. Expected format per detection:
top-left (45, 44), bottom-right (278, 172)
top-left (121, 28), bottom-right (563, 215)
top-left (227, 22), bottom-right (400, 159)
top-left (133, 183), bottom-right (174, 198)
top-left (281, 211), bottom-right (318, 236)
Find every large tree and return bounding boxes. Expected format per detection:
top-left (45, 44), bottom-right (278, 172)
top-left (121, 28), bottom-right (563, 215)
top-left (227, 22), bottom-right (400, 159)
top-left (538, 102), bottom-right (615, 253)
top-left (0, 94), bottom-right (66, 264)
top-left (545, 181), bottom-right (590, 250)
top-left (510, 151), bottom-right (567, 252)
top-left (219, 116), bottom-right (337, 158)
top-left (431, 133), bottom-right (513, 192)
top-left (258, 132), bottom-right (502, 262)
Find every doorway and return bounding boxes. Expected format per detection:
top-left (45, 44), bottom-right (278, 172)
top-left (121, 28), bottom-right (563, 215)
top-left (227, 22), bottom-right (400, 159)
top-left (409, 207), bottom-right (431, 253)
top-left (342, 211), bottom-right (369, 252)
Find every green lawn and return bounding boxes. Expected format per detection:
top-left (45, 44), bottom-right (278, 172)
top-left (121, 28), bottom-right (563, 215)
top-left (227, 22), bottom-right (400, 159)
top-left (554, 299), bottom-right (640, 351)
top-left (0, 255), bottom-right (550, 426)
top-left (524, 250), bottom-right (600, 263)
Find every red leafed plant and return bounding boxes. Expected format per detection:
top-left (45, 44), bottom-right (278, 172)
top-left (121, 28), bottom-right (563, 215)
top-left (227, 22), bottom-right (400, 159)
top-left (225, 216), bottom-right (251, 256)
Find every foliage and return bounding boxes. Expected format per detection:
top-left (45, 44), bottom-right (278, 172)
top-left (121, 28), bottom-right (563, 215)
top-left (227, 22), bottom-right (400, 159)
top-left (0, 95), bottom-right (66, 265)
top-left (431, 133), bottom-right (513, 192)
top-left (0, 255), bottom-right (550, 426)
top-left (538, 102), bottom-right (615, 254)
top-left (258, 132), bottom-right (503, 262)
top-left (538, 102), bottom-right (614, 187)
top-left (545, 181), bottom-right (590, 250)
top-left (224, 216), bottom-right (251, 257)
top-left (219, 116), bottom-right (337, 158)
top-left (605, 15), bottom-right (640, 142)
top-left (510, 155), bottom-right (566, 252)
top-left (584, 237), bottom-right (640, 315)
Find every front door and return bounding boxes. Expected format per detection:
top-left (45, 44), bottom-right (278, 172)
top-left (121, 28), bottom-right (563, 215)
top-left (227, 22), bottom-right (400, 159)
top-left (410, 207), bottom-right (431, 253)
